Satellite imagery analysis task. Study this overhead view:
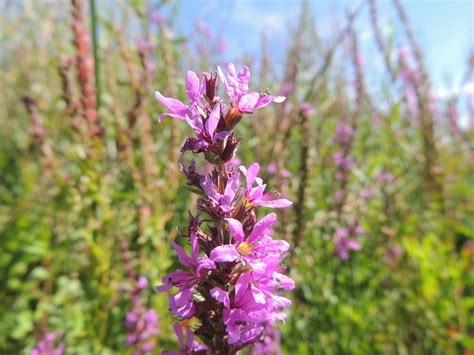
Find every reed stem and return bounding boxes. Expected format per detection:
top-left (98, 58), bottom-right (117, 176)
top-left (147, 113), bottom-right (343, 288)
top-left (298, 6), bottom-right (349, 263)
top-left (89, 0), bottom-right (101, 109)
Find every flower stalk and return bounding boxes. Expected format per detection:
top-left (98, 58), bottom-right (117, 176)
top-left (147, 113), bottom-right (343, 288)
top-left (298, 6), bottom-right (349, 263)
top-left (155, 64), bottom-right (294, 354)
top-left (71, 0), bottom-right (103, 138)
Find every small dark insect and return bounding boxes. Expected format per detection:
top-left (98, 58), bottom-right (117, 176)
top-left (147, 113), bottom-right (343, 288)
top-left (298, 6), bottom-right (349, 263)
top-left (271, 187), bottom-right (281, 197)
top-left (258, 88), bottom-right (271, 96)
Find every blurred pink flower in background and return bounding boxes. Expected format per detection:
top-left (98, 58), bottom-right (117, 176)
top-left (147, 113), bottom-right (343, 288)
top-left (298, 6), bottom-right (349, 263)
top-left (31, 333), bottom-right (64, 355)
top-left (376, 170), bottom-right (395, 184)
top-left (300, 102), bottom-right (314, 118)
top-left (195, 20), bottom-right (213, 39)
top-left (218, 37), bottom-right (227, 54)
top-left (333, 227), bottom-right (362, 260)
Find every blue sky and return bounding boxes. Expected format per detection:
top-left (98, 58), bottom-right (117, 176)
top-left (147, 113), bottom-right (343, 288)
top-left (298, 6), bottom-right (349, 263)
top-left (172, 0), bottom-right (473, 97)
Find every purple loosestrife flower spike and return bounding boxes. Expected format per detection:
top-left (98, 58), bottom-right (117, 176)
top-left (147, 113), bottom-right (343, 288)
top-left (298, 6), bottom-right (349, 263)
top-left (331, 118), bottom-right (365, 259)
top-left (155, 63), bottom-right (292, 354)
top-left (333, 226), bottom-right (362, 260)
top-left (123, 276), bottom-right (160, 354)
top-left (334, 123), bottom-right (354, 147)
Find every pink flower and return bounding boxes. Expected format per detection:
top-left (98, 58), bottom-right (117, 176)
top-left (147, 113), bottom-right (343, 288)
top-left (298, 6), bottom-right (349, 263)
top-left (123, 276), bottom-right (159, 353)
top-left (137, 276), bottom-right (148, 290)
top-left (376, 170), bottom-right (395, 184)
top-left (332, 152), bottom-right (355, 170)
top-left (163, 323), bottom-right (207, 355)
top-left (218, 37), bottom-right (227, 54)
top-left (180, 103), bottom-right (225, 152)
top-left (154, 71), bottom-right (204, 122)
top-left (387, 246), bottom-right (404, 260)
top-left (241, 163), bottom-right (292, 208)
top-left (237, 270), bottom-right (292, 334)
top-left (150, 10), bottom-right (166, 26)
top-left (333, 227), bottom-right (362, 260)
top-left (267, 163), bottom-right (278, 174)
top-left (334, 123), bottom-right (354, 147)
top-left (199, 171), bottom-right (239, 214)
top-left (334, 190), bottom-right (345, 201)
top-left (300, 102), bottom-right (314, 118)
top-left (156, 234), bottom-right (216, 319)
top-left (211, 270), bottom-right (293, 346)
top-left (399, 45), bottom-right (410, 63)
top-left (31, 332), bottom-right (64, 355)
top-left (210, 213), bottom-right (289, 264)
top-left (279, 82), bottom-right (294, 97)
top-left (251, 321), bottom-right (282, 355)
top-left (268, 163), bottom-right (292, 178)
top-left (218, 63), bottom-right (285, 113)
top-left (195, 20), bottom-right (213, 39)
top-left (359, 188), bottom-right (375, 200)
top-left (356, 52), bottom-right (364, 66)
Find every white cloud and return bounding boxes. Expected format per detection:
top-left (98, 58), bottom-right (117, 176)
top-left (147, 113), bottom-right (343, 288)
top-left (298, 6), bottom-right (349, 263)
top-left (434, 82), bottom-right (474, 99)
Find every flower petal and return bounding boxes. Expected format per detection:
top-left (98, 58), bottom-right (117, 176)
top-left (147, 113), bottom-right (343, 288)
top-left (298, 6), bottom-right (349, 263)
top-left (172, 240), bottom-right (194, 268)
top-left (256, 198), bottom-right (293, 208)
top-left (172, 322), bottom-right (185, 349)
top-left (273, 272), bottom-right (295, 290)
top-left (225, 218), bottom-right (245, 244)
top-left (137, 276), bottom-right (148, 290)
top-left (162, 269), bottom-right (195, 285)
top-left (271, 294), bottom-right (292, 308)
top-left (250, 284), bottom-right (267, 304)
top-left (225, 63), bottom-right (240, 96)
top-left (200, 176), bottom-right (218, 200)
top-left (239, 92), bottom-right (259, 112)
top-left (248, 213), bottom-right (276, 244)
top-left (218, 65), bottom-right (235, 101)
top-left (173, 287), bottom-right (193, 308)
top-left (239, 323), bottom-right (263, 344)
top-left (205, 103), bottom-right (220, 137)
top-left (241, 163), bottom-right (260, 187)
top-left (184, 107), bottom-right (203, 135)
top-left (210, 245), bottom-right (239, 263)
top-left (248, 185), bottom-right (266, 201)
top-left (210, 287), bottom-right (230, 308)
top-left (347, 240), bottom-right (362, 250)
top-left (186, 71), bottom-right (201, 103)
top-left (237, 66), bottom-right (250, 93)
top-left (256, 237), bottom-right (289, 255)
top-left (155, 91), bottom-right (187, 120)
top-left (226, 324), bottom-right (241, 345)
top-left (196, 256), bottom-right (216, 276)
top-left (224, 171), bottom-right (240, 201)
top-left (253, 95), bottom-right (286, 110)
top-left (186, 327), bottom-right (194, 350)
top-left (181, 137), bottom-right (209, 153)
top-left (190, 234), bottom-right (199, 261)
top-left (272, 95), bottom-right (286, 103)
top-left (155, 283), bottom-right (173, 292)
top-left (235, 272), bottom-right (251, 302)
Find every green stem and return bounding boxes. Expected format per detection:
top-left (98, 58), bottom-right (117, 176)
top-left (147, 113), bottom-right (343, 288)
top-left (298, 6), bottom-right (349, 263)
top-left (89, 0), bottom-right (100, 109)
